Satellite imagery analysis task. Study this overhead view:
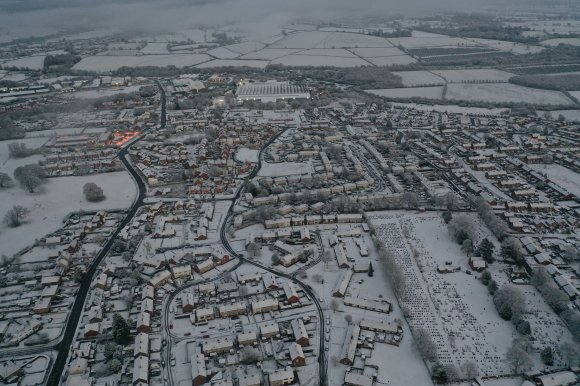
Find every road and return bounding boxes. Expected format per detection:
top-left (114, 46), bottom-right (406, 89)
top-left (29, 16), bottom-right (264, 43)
top-left (218, 126), bottom-right (329, 386)
top-left (45, 80), bottom-right (166, 385)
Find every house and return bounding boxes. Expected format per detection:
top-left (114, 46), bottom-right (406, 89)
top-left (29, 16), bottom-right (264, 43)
top-left (289, 342), bottom-right (305, 367)
top-left (469, 256), bottom-right (487, 272)
top-left (260, 322), bottom-right (280, 339)
top-left (84, 323), bottom-right (100, 338)
top-left (132, 356), bottom-right (149, 386)
top-left (134, 332), bottom-right (149, 358)
top-left (333, 270), bottom-right (353, 298)
top-left (190, 348), bottom-right (207, 386)
top-left (291, 319), bottom-right (309, 347)
top-left (181, 292), bottom-right (196, 313)
top-left (344, 372), bottom-right (373, 386)
top-left (238, 331), bottom-right (258, 346)
top-left (137, 311), bottom-right (151, 333)
top-left (196, 307), bottom-right (214, 322)
top-left (202, 338), bottom-right (234, 354)
top-left (283, 282), bottom-right (300, 304)
top-left (269, 368), bottom-right (294, 386)
top-left (340, 325), bottom-right (360, 365)
top-left (252, 299), bottom-right (279, 314)
top-left (219, 302), bottom-right (247, 318)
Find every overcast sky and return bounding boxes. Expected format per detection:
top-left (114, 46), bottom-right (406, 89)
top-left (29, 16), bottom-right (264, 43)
top-left (0, 0), bottom-right (563, 40)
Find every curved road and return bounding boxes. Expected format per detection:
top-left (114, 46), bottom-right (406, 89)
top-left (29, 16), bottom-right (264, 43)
top-left (46, 80), bottom-right (166, 385)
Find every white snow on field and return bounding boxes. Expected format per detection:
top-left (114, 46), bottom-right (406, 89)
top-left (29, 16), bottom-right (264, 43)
top-left (432, 69), bottom-right (515, 83)
top-left (195, 59), bottom-right (268, 69)
top-left (569, 91), bottom-right (580, 99)
top-left (365, 55), bottom-right (418, 66)
top-left (313, 32), bottom-right (393, 48)
top-left (72, 54), bottom-right (212, 72)
top-left (445, 84), bottom-right (575, 106)
top-left (270, 55), bottom-right (370, 67)
top-left (389, 36), bottom-right (476, 49)
top-left (139, 42), bottom-right (169, 54)
top-left (367, 86), bottom-right (445, 99)
top-left (2, 55), bottom-right (46, 70)
top-left (298, 48), bottom-right (358, 58)
top-left (207, 47), bottom-right (240, 59)
top-left (0, 71), bottom-right (27, 82)
top-left (240, 48), bottom-right (303, 60)
top-left (224, 41), bottom-right (266, 54)
top-left (234, 147), bottom-right (259, 163)
top-left (468, 38), bottom-right (545, 54)
top-left (179, 29), bottom-right (207, 43)
top-left (528, 164), bottom-right (580, 197)
top-left (390, 102), bottom-right (509, 115)
top-left (541, 38), bottom-right (580, 47)
top-left (258, 161), bottom-right (313, 176)
top-left (351, 46), bottom-right (407, 58)
top-left (393, 71), bottom-right (446, 87)
top-left (72, 85), bottom-right (143, 100)
top-left (269, 31), bottom-right (333, 49)
top-left (0, 171), bottom-right (136, 257)
top-left (538, 109), bottom-right (580, 122)
top-left (0, 138), bottom-right (50, 177)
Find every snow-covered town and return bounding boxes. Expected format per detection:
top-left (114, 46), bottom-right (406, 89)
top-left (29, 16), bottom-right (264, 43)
top-left (0, 3), bottom-right (580, 386)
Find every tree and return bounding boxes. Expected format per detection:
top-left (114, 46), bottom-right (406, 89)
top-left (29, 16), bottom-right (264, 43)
top-left (8, 142), bottom-right (34, 158)
top-left (431, 362), bottom-right (448, 384)
top-left (541, 347), bottom-right (554, 366)
top-left (487, 279), bottom-right (498, 295)
top-left (414, 328), bottom-right (437, 362)
top-left (481, 271), bottom-right (492, 285)
top-left (541, 285), bottom-right (570, 314)
top-left (330, 299), bottom-right (340, 312)
top-left (112, 314), bottom-right (130, 345)
top-left (13, 164), bottom-right (45, 193)
top-left (83, 182), bottom-right (105, 202)
top-left (501, 237), bottom-right (524, 265)
top-left (461, 238), bottom-right (474, 255)
top-left (499, 302), bottom-right (513, 321)
top-left (344, 314), bottom-right (353, 325)
top-left (3, 205), bottom-right (29, 227)
top-left (0, 172), bottom-right (12, 188)
top-left (448, 215), bottom-right (475, 244)
top-left (442, 211), bottom-right (452, 224)
top-left (368, 263), bottom-right (374, 277)
top-left (513, 315), bottom-right (531, 335)
top-left (505, 340), bottom-right (532, 374)
top-left (108, 358), bottom-right (122, 373)
top-left (494, 286), bottom-right (526, 319)
top-left (246, 242), bottom-right (261, 258)
top-left (461, 361), bottom-right (479, 379)
top-left (271, 252), bottom-right (280, 266)
top-left (476, 238), bottom-right (495, 263)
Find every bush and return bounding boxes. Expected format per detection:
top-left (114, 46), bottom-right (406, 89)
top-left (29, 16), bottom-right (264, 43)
top-left (481, 271), bottom-right (492, 286)
top-left (83, 182), bottom-right (105, 202)
top-left (541, 347), bottom-right (554, 366)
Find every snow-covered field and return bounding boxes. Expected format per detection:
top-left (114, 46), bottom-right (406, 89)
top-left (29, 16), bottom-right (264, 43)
top-left (299, 48), bottom-right (358, 57)
top-left (367, 86), bottom-right (445, 99)
top-left (528, 164), bottom-right (580, 197)
top-left (538, 109), bottom-right (580, 122)
top-left (72, 54), bottom-right (212, 72)
top-left (224, 41), bottom-right (266, 54)
top-left (270, 55), bottom-right (370, 67)
top-left (392, 71), bottom-right (445, 87)
top-left (569, 91), bottom-right (580, 99)
top-left (2, 55), bottom-right (46, 70)
top-left (432, 69), bottom-right (515, 83)
top-left (195, 59), bottom-right (268, 69)
top-left (235, 147), bottom-right (259, 163)
top-left (445, 84), bottom-right (575, 106)
top-left (140, 42), bottom-right (170, 54)
top-left (364, 55), bottom-right (417, 66)
top-left (389, 36), bottom-right (476, 49)
top-left (258, 161), bottom-right (313, 176)
top-left (207, 47), bottom-right (240, 59)
top-left (0, 171), bottom-right (136, 257)
top-left (351, 47), bottom-right (407, 58)
top-left (240, 49), bottom-right (303, 60)
top-left (71, 85), bottom-right (143, 100)
top-left (541, 38), bottom-right (580, 47)
top-left (467, 38), bottom-right (544, 54)
top-left (368, 211), bottom-right (570, 377)
top-left (390, 102), bottom-right (510, 115)
top-left (269, 31), bottom-right (393, 49)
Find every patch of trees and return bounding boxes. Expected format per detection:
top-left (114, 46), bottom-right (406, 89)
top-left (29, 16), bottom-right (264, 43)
top-left (3, 205), bottom-right (30, 228)
top-left (505, 337), bottom-right (533, 374)
top-left (475, 238), bottom-right (495, 263)
top-left (112, 314), bottom-right (130, 345)
top-left (0, 117), bottom-right (25, 140)
top-left (366, 29), bottom-right (412, 38)
top-left (43, 53), bottom-right (81, 73)
top-left (501, 237), bottom-right (525, 265)
top-left (8, 142), bottom-right (39, 158)
top-left (468, 195), bottom-right (509, 241)
top-left (13, 163), bottom-right (46, 193)
top-left (0, 172), bottom-right (13, 188)
top-left (510, 74), bottom-right (580, 91)
top-left (83, 182), bottom-right (105, 202)
top-left (481, 271), bottom-right (498, 294)
top-left (494, 285), bottom-right (532, 336)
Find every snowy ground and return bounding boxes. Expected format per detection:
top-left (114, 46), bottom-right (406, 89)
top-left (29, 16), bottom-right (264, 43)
top-left (392, 71), bottom-right (446, 87)
top-left (432, 69), bottom-right (515, 83)
top-left (234, 147), bottom-right (259, 163)
top-left (540, 38), bottom-right (580, 47)
top-left (367, 86), bottom-right (445, 99)
top-left (0, 171), bottom-right (136, 257)
top-left (195, 59), bottom-right (268, 69)
top-left (538, 109), bottom-right (580, 122)
top-left (389, 102), bottom-right (509, 115)
top-left (258, 161), bottom-right (313, 177)
top-left (1, 55), bottom-right (47, 70)
top-left (71, 85), bottom-right (143, 100)
top-left (72, 54), bottom-right (212, 72)
top-left (527, 164), bottom-right (580, 197)
top-left (445, 84), bottom-right (575, 106)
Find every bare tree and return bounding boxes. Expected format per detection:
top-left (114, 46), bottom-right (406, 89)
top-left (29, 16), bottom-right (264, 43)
top-left (271, 252), bottom-right (280, 266)
top-left (505, 340), bottom-right (532, 374)
top-left (330, 299), bottom-right (340, 312)
top-left (344, 314), bottom-right (353, 325)
top-left (246, 242), bottom-right (261, 258)
top-left (3, 205), bottom-right (30, 228)
top-left (414, 327), bottom-right (437, 362)
top-left (0, 172), bottom-right (12, 188)
top-left (461, 361), bottom-right (479, 379)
